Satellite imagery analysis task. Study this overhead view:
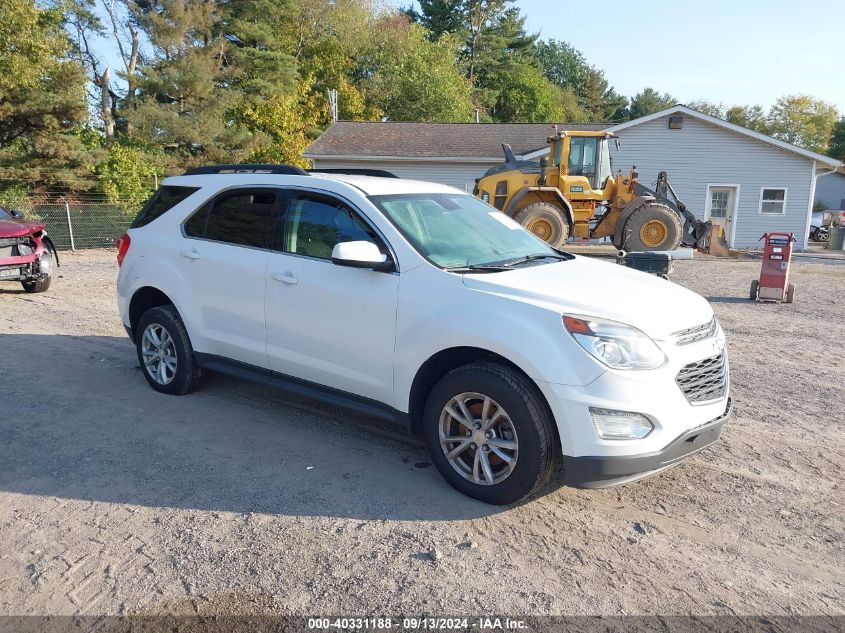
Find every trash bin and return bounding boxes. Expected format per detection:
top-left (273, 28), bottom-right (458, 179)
top-left (828, 226), bottom-right (845, 251)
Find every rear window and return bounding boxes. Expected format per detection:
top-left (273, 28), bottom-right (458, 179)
top-left (131, 186), bottom-right (199, 229)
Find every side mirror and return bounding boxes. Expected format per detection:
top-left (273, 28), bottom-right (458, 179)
top-left (10, 209), bottom-right (24, 219)
top-left (331, 241), bottom-right (393, 271)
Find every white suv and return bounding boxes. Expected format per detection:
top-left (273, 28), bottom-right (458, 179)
top-left (116, 165), bottom-right (731, 505)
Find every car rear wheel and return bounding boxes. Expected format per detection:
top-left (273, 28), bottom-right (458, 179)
top-left (136, 306), bottom-right (201, 395)
top-left (423, 362), bottom-right (557, 505)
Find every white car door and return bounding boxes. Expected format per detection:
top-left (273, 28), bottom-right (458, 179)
top-left (178, 187), bottom-right (280, 368)
top-left (265, 190), bottom-right (399, 405)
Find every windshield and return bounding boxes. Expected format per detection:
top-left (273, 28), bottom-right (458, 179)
top-left (0, 205), bottom-right (11, 219)
top-left (370, 193), bottom-right (558, 269)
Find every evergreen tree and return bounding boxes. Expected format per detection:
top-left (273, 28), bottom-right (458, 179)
top-left (626, 88), bottom-right (676, 119)
top-left (409, 0), bottom-right (465, 40)
top-left (126, 0), bottom-right (288, 164)
top-left (0, 0), bottom-right (93, 190)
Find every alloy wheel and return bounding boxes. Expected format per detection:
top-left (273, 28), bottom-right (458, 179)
top-left (438, 392), bottom-right (519, 486)
top-left (141, 323), bottom-right (178, 385)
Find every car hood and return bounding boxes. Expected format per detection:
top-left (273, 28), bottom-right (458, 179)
top-left (0, 218), bottom-right (45, 238)
top-left (461, 255), bottom-right (714, 341)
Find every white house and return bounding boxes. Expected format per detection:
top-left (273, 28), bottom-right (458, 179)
top-left (814, 170), bottom-right (845, 211)
top-left (304, 106), bottom-right (842, 249)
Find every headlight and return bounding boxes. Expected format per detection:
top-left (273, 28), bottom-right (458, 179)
top-left (563, 314), bottom-right (666, 370)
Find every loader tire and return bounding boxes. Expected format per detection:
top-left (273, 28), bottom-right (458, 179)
top-left (514, 202), bottom-right (570, 249)
top-left (621, 203), bottom-right (683, 252)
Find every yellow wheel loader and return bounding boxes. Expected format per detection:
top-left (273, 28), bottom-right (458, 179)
top-left (474, 129), bottom-right (731, 256)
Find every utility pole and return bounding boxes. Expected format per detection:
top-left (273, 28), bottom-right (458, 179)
top-left (328, 89), bottom-right (338, 123)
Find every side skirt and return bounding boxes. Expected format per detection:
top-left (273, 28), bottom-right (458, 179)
top-left (194, 352), bottom-right (410, 430)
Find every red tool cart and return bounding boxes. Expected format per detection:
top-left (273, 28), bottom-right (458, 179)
top-left (750, 232), bottom-right (796, 303)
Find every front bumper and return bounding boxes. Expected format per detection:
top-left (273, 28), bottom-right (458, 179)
top-left (562, 397), bottom-right (732, 488)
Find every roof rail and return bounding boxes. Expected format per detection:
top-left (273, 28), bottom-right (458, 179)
top-left (308, 168), bottom-right (398, 178)
top-left (182, 164), bottom-right (309, 176)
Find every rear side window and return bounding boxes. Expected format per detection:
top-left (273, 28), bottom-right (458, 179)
top-left (191, 189), bottom-right (277, 249)
top-left (131, 186), bottom-right (199, 228)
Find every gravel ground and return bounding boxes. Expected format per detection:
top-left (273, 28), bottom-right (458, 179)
top-left (0, 249), bottom-right (842, 619)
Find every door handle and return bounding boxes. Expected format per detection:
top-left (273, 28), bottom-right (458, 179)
top-left (270, 271), bottom-right (298, 285)
top-left (179, 249), bottom-right (200, 260)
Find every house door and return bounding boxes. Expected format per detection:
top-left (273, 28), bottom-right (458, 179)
top-left (706, 186), bottom-right (738, 245)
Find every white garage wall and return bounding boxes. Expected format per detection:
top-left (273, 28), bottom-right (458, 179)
top-left (611, 115), bottom-right (814, 249)
top-left (311, 159), bottom-right (499, 193)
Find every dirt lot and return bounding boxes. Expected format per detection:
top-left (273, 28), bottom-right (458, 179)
top-left (0, 249), bottom-right (843, 619)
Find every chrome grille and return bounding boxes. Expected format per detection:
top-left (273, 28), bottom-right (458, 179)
top-left (673, 317), bottom-right (717, 346)
top-left (676, 351), bottom-right (727, 404)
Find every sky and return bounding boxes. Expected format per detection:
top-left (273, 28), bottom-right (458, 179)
top-left (513, 0), bottom-right (845, 111)
top-left (90, 0), bottom-right (845, 113)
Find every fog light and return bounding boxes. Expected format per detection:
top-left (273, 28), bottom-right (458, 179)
top-left (589, 408), bottom-right (654, 439)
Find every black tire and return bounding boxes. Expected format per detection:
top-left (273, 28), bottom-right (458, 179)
top-left (621, 203), bottom-right (683, 252)
top-left (21, 275), bottom-right (51, 293)
top-left (423, 362), bottom-right (558, 505)
top-left (785, 282), bottom-right (795, 304)
top-left (750, 279), bottom-right (759, 301)
top-left (135, 305), bottom-right (201, 395)
top-left (513, 202), bottom-right (570, 249)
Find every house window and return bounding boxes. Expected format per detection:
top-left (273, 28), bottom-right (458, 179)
top-left (759, 187), bottom-right (787, 215)
top-left (668, 115), bottom-right (683, 129)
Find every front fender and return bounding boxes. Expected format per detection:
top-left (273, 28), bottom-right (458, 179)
top-left (393, 266), bottom-right (604, 412)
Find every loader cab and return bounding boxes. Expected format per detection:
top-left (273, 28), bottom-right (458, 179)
top-left (551, 134), bottom-right (613, 191)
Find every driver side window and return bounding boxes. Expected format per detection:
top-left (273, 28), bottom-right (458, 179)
top-left (282, 192), bottom-right (381, 260)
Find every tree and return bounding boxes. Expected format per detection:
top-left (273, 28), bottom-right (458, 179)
top-left (687, 99), bottom-right (726, 118)
top-left (493, 64), bottom-right (583, 123)
top-left (409, 0), bottom-right (465, 40)
top-left (467, 5), bottom-right (539, 118)
top-left (235, 77), bottom-right (323, 166)
top-left (535, 40), bottom-right (589, 91)
top-left (126, 0), bottom-right (257, 165)
top-left (279, 0), bottom-right (383, 124)
top-left (410, 0), bottom-right (546, 120)
top-left (626, 88), bottom-right (676, 119)
top-left (582, 68), bottom-right (626, 121)
top-left (767, 95), bottom-right (839, 154)
top-left (828, 117), bottom-right (845, 162)
top-left (94, 140), bottom-right (168, 206)
top-left (369, 22), bottom-right (474, 122)
top-left (213, 0), bottom-right (297, 100)
top-left (725, 104), bottom-right (769, 133)
top-left (0, 0), bottom-right (92, 189)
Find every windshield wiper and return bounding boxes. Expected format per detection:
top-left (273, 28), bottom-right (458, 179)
top-left (446, 263), bottom-right (512, 273)
top-left (499, 253), bottom-right (570, 267)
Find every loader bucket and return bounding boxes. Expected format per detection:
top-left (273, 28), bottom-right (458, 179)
top-left (696, 223), bottom-right (734, 257)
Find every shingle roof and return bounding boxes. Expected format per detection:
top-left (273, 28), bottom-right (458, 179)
top-left (304, 121), bottom-right (609, 160)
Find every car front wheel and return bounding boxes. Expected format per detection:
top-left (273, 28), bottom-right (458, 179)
top-left (135, 305), bottom-right (201, 395)
top-left (423, 362), bottom-right (558, 505)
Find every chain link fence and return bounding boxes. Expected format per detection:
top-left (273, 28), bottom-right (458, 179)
top-left (6, 196), bottom-right (140, 251)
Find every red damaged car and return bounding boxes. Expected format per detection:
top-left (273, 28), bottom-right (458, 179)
top-left (0, 204), bottom-right (56, 293)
